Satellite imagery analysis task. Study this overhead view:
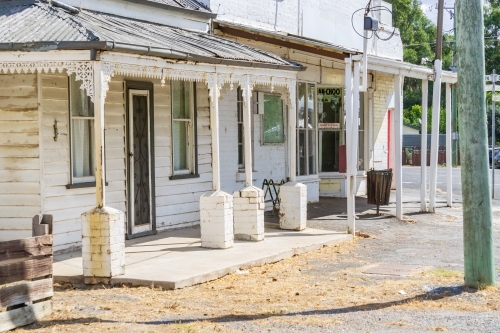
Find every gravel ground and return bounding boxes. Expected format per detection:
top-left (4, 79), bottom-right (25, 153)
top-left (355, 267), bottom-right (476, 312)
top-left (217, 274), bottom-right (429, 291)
top-left (16, 180), bottom-right (500, 332)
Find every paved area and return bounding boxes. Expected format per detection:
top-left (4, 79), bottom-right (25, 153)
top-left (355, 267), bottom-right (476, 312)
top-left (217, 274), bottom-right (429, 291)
top-left (53, 226), bottom-right (350, 289)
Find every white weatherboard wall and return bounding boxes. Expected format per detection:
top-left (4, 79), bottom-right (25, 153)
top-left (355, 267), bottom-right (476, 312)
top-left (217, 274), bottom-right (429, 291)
top-left (0, 73), bottom-right (41, 241)
top-left (35, 73), bottom-right (212, 252)
top-left (154, 81), bottom-right (213, 230)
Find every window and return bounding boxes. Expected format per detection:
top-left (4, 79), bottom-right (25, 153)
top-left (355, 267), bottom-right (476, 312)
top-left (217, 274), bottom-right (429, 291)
top-left (358, 93), bottom-right (365, 171)
top-left (317, 86), bottom-right (343, 172)
top-left (297, 82), bottom-right (317, 176)
top-left (171, 80), bottom-right (197, 176)
top-left (237, 87), bottom-right (244, 169)
top-left (69, 74), bottom-right (95, 184)
top-left (262, 94), bottom-right (284, 144)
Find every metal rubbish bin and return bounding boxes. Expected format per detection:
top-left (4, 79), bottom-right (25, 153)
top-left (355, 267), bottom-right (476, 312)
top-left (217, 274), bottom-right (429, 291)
top-left (366, 169), bottom-right (393, 215)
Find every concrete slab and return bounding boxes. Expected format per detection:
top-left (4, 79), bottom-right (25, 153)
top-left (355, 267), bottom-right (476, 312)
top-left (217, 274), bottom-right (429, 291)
top-left (53, 226), bottom-right (350, 289)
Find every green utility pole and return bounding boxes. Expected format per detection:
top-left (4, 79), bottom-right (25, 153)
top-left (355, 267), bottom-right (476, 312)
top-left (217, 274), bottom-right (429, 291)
top-left (456, 0), bottom-right (496, 288)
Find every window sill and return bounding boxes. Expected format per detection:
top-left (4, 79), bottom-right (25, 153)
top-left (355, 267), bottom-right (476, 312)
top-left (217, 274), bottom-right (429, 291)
top-left (65, 182), bottom-right (108, 189)
top-left (169, 174), bottom-right (200, 180)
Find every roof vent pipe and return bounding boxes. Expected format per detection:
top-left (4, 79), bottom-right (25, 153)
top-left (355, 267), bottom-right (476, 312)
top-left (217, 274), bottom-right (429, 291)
top-left (50, 0), bottom-right (80, 14)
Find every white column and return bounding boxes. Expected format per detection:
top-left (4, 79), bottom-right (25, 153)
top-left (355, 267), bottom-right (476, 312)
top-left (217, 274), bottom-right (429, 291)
top-left (420, 80), bottom-right (428, 212)
top-left (429, 60), bottom-right (443, 212)
top-left (394, 75), bottom-right (403, 220)
top-left (233, 75), bottom-right (264, 240)
top-left (280, 80), bottom-right (307, 231)
top-left (243, 74), bottom-right (253, 186)
top-left (200, 74), bottom-right (234, 249)
top-left (94, 61), bottom-right (106, 208)
top-left (345, 58), bottom-right (355, 234)
top-left (289, 84), bottom-right (297, 182)
top-left (82, 61), bottom-right (125, 284)
top-left (210, 74), bottom-right (221, 191)
top-left (446, 83), bottom-right (453, 206)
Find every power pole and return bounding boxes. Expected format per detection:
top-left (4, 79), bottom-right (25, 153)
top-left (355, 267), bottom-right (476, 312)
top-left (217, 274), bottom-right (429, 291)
top-left (429, 0), bottom-right (445, 212)
top-left (456, 0), bottom-right (496, 288)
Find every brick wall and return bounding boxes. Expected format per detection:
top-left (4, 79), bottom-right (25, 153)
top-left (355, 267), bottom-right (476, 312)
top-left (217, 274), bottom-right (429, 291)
top-left (372, 72), bottom-right (395, 170)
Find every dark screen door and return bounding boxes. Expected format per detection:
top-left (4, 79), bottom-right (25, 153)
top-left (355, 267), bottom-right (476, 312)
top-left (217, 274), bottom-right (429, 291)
top-left (129, 91), bottom-right (151, 232)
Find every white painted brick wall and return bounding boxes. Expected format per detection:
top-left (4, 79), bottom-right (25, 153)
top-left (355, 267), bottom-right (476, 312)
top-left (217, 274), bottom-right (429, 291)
top-left (211, 0), bottom-right (402, 60)
top-left (372, 73), bottom-right (395, 170)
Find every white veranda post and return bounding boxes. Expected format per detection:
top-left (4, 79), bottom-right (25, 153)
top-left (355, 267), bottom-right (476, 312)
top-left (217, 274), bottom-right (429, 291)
top-left (394, 75), bottom-right (404, 220)
top-left (345, 58), bottom-right (355, 234)
top-left (210, 74), bottom-right (221, 191)
top-left (446, 83), bottom-right (453, 206)
top-left (421, 80), bottom-right (429, 212)
top-left (93, 61), bottom-right (106, 207)
top-left (429, 59), bottom-right (443, 212)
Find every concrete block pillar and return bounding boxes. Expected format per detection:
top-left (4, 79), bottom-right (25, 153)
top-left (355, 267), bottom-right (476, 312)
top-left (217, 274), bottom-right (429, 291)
top-left (200, 190), bottom-right (234, 249)
top-left (279, 182), bottom-right (307, 231)
top-left (233, 186), bottom-right (265, 241)
top-left (82, 206), bottom-right (125, 284)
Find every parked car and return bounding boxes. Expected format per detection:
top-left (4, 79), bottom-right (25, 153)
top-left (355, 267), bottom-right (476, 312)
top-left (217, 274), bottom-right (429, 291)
top-left (489, 148), bottom-right (500, 166)
top-left (494, 150), bottom-right (500, 169)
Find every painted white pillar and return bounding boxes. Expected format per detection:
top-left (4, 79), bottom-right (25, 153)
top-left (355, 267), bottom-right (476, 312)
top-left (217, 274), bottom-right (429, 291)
top-left (394, 75), bottom-right (403, 220)
top-left (446, 83), bottom-right (453, 206)
top-left (233, 75), bottom-right (264, 240)
top-left (82, 61), bottom-right (125, 284)
top-left (420, 80), bottom-right (428, 212)
top-left (210, 74), bottom-right (221, 191)
top-left (288, 83), bottom-right (297, 182)
top-left (280, 80), bottom-right (307, 231)
top-left (200, 74), bottom-right (234, 249)
top-left (368, 88), bottom-right (375, 169)
top-left (345, 58), bottom-right (355, 234)
top-left (94, 61), bottom-right (106, 208)
top-left (429, 60), bottom-right (443, 212)
top-left (243, 74), bottom-right (253, 186)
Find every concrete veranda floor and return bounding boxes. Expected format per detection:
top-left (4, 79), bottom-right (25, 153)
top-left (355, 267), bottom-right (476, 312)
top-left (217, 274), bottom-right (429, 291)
top-left (53, 225), bottom-right (350, 289)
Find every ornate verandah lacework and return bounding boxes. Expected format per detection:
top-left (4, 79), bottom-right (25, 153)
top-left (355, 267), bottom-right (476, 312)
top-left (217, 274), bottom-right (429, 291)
top-left (102, 62), bottom-right (296, 110)
top-left (0, 61), bottom-right (94, 100)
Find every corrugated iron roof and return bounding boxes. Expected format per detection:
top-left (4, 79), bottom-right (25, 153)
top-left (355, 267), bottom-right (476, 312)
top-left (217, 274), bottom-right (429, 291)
top-left (0, 1), bottom-right (300, 68)
top-left (145, 0), bottom-right (210, 13)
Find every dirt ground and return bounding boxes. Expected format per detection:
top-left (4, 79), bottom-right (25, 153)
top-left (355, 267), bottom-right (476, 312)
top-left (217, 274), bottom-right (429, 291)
top-left (16, 189), bottom-right (500, 333)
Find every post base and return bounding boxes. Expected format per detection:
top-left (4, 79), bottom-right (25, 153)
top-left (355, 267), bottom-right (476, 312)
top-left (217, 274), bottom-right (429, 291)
top-left (279, 182), bottom-right (307, 231)
top-left (81, 206), bottom-right (126, 284)
top-left (233, 186), bottom-right (265, 241)
top-left (200, 190), bottom-right (234, 249)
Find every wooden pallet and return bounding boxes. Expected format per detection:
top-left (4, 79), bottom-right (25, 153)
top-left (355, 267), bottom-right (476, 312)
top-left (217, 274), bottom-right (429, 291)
top-left (0, 215), bottom-right (53, 332)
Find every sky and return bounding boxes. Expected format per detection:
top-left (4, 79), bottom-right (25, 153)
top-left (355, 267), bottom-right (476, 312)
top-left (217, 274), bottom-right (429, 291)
top-left (419, 0), bottom-right (456, 32)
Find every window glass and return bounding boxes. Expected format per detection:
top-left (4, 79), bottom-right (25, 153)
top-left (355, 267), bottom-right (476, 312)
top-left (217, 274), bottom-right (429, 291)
top-left (237, 87), bottom-right (244, 168)
top-left (263, 94), bottom-right (284, 144)
top-left (172, 80), bottom-right (191, 119)
top-left (297, 82), bottom-right (317, 176)
top-left (317, 86), bottom-right (343, 173)
top-left (172, 80), bottom-right (193, 173)
top-left (69, 74), bottom-right (94, 181)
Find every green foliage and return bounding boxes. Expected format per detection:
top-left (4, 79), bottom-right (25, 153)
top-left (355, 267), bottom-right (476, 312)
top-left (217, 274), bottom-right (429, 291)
top-left (484, 2), bottom-right (500, 74)
top-left (403, 104), bottom-right (447, 134)
top-left (384, 0), bottom-right (454, 110)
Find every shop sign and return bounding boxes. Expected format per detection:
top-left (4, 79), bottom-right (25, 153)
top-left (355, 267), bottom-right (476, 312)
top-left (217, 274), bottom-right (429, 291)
top-left (318, 123), bottom-right (340, 129)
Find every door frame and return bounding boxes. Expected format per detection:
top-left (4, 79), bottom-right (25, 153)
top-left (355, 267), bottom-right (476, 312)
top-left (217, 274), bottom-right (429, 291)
top-left (125, 81), bottom-right (157, 239)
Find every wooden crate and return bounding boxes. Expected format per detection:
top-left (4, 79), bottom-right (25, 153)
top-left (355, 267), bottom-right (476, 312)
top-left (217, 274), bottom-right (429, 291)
top-left (0, 215), bottom-right (53, 332)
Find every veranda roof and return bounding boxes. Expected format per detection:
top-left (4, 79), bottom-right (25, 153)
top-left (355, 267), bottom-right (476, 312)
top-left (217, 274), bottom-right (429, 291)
top-left (0, 0), bottom-right (303, 71)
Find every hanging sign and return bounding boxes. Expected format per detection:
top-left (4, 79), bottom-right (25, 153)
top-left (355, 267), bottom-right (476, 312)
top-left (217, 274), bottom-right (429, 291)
top-left (319, 123), bottom-right (340, 129)
top-left (492, 95), bottom-right (500, 102)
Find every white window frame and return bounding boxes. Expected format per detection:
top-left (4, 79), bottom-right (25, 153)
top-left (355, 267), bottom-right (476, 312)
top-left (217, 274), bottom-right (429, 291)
top-left (297, 81), bottom-right (318, 176)
top-left (68, 74), bottom-right (95, 184)
top-left (237, 86), bottom-right (245, 170)
top-left (171, 80), bottom-right (196, 176)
